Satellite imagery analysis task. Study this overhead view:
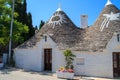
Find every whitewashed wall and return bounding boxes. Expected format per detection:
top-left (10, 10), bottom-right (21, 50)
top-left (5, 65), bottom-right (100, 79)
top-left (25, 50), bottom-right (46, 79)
top-left (73, 51), bottom-right (113, 78)
top-left (72, 34), bottom-right (120, 78)
top-left (37, 35), bottom-right (65, 72)
top-left (107, 33), bottom-right (120, 52)
top-left (14, 35), bottom-right (65, 72)
top-left (14, 34), bottom-right (120, 78)
top-left (14, 47), bottom-right (42, 71)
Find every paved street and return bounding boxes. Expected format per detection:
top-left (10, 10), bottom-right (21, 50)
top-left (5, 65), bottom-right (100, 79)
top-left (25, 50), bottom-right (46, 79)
top-left (0, 68), bottom-right (64, 80)
top-left (0, 68), bottom-right (119, 80)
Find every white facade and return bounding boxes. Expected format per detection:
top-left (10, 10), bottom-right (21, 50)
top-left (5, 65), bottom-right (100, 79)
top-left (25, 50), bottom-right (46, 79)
top-left (14, 33), bottom-right (120, 78)
top-left (14, 35), bottom-right (65, 72)
top-left (73, 51), bottom-right (113, 78)
top-left (73, 33), bottom-right (120, 78)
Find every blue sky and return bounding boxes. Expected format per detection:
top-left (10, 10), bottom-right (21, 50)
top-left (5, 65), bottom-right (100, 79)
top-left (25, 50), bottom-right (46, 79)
top-left (26, 0), bottom-right (120, 28)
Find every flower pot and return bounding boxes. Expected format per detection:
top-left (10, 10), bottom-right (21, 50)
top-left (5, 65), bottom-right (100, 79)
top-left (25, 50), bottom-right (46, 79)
top-left (57, 71), bottom-right (74, 79)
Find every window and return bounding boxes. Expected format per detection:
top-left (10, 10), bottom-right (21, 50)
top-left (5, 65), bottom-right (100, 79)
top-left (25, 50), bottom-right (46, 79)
top-left (44, 35), bottom-right (47, 42)
top-left (117, 34), bottom-right (120, 42)
top-left (76, 58), bottom-right (85, 65)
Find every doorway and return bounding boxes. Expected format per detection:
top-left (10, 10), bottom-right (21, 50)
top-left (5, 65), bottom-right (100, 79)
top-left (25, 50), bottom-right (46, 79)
top-left (44, 49), bottom-right (52, 71)
top-left (113, 52), bottom-right (120, 77)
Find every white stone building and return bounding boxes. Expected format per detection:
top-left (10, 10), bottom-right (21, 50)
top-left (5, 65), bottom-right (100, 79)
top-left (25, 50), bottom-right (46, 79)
top-left (14, 0), bottom-right (120, 78)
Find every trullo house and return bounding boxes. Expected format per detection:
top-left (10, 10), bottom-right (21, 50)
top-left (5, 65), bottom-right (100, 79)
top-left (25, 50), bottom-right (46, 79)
top-left (14, 0), bottom-right (120, 78)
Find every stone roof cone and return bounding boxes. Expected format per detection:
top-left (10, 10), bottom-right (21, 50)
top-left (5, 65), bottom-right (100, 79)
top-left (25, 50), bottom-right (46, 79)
top-left (81, 0), bottom-right (120, 51)
top-left (17, 8), bottom-right (82, 49)
top-left (38, 9), bottom-right (82, 49)
top-left (93, 0), bottom-right (120, 28)
top-left (15, 2), bottom-right (120, 52)
top-left (39, 8), bottom-right (79, 35)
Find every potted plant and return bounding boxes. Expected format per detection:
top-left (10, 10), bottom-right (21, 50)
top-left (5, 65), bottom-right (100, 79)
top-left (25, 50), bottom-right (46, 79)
top-left (57, 49), bottom-right (76, 79)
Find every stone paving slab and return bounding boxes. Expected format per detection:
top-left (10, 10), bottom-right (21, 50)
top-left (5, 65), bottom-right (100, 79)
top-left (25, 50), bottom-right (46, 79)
top-left (0, 68), bottom-right (119, 80)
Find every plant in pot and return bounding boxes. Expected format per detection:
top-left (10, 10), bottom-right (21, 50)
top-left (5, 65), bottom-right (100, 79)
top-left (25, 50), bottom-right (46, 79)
top-left (57, 49), bottom-right (76, 79)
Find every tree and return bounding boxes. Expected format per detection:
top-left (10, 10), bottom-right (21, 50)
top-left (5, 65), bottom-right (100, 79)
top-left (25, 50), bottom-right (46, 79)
top-left (27, 12), bottom-right (35, 39)
top-left (63, 49), bottom-right (76, 69)
top-left (0, 0), bottom-right (28, 54)
top-left (20, 0), bottom-right (27, 24)
top-left (14, 0), bottom-right (35, 41)
top-left (14, 1), bottom-right (23, 22)
top-left (35, 25), bottom-right (38, 30)
top-left (39, 20), bottom-right (45, 29)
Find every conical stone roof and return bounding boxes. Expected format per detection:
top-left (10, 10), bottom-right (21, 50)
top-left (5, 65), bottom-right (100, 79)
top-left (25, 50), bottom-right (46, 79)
top-left (17, 9), bottom-right (83, 50)
top-left (16, 3), bottom-right (120, 52)
top-left (75, 3), bottom-right (120, 51)
top-left (38, 10), bottom-right (83, 49)
top-left (94, 4), bottom-right (120, 28)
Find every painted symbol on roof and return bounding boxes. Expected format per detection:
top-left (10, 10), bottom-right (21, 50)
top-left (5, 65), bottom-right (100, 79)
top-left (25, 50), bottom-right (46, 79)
top-left (100, 12), bottom-right (120, 31)
top-left (48, 12), bottom-right (67, 28)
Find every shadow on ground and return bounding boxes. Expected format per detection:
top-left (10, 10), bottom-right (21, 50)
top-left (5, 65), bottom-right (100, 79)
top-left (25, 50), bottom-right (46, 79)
top-left (0, 67), bottom-right (20, 74)
top-left (0, 67), bottom-right (118, 80)
top-left (22, 69), bottom-right (55, 76)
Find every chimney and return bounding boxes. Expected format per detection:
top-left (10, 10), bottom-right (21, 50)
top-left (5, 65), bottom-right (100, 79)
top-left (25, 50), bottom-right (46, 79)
top-left (81, 14), bottom-right (88, 28)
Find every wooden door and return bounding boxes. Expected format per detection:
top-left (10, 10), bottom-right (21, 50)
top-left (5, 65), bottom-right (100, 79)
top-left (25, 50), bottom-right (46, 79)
top-left (44, 49), bottom-right (52, 71)
top-left (113, 52), bottom-right (120, 77)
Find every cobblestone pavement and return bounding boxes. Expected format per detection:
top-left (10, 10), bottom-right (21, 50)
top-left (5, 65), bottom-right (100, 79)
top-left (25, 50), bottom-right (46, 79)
top-left (0, 68), bottom-right (119, 80)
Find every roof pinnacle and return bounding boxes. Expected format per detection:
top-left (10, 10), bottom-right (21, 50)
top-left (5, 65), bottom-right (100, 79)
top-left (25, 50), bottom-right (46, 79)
top-left (105, 0), bottom-right (112, 6)
top-left (56, 3), bottom-right (62, 11)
